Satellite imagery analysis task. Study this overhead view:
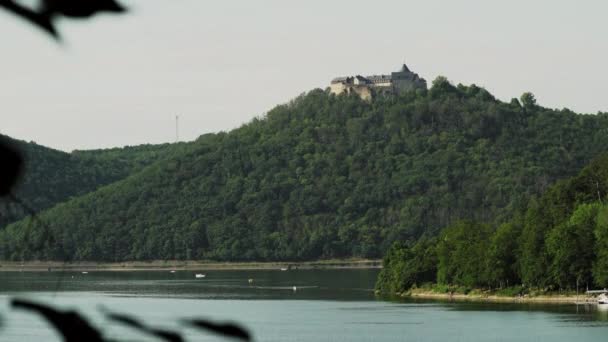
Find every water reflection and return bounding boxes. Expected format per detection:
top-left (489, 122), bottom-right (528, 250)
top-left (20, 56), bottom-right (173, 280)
top-left (0, 269), bottom-right (380, 301)
top-left (3, 270), bottom-right (608, 326)
top-left (386, 296), bottom-right (608, 327)
top-left (1, 270), bottom-right (608, 341)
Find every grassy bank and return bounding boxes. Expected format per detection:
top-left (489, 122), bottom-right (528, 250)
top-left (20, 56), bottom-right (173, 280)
top-left (0, 259), bottom-right (382, 272)
top-left (387, 284), bottom-right (595, 305)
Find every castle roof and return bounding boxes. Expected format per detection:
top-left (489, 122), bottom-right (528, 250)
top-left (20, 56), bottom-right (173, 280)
top-left (331, 76), bottom-right (350, 84)
top-left (366, 74), bottom-right (392, 83)
top-left (354, 75), bottom-right (370, 83)
top-left (331, 64), bottom-right (422, 85)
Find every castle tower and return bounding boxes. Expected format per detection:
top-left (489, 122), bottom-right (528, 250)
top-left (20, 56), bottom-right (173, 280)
top-left (391, 64), bottom-right (426, 94)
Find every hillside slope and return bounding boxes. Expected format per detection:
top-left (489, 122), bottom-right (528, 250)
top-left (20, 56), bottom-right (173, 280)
top-left (3, 78), bottom-right (608, 262)
top-left (0, 135), bottom-right (180, 228)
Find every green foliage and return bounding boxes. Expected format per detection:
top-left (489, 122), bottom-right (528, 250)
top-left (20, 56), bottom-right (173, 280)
top-left (375, 242), bottom-right (411, 294)
top-left (518, 197), bottom-right (552, 287)
top-left (375, 238), bottom-right (437, 294)
top-left (486, 222), bottom-right (521, 288)
top-left (546, 203), bottom-right (598, 289)
top-left (593, 205), bottom-right (608, 287)
top-left (378, 153), bottom-right (608, 293)
top-left (518, 154), bottom-right (608, 288)
top-left (0, 135), bottom-right (178, 229)
top-left (436, 220), bottom-right (492, 287)
top-left (430, 76), bottom-right (459, 99)
top-left (5, 84), bottom-right (608, 262)
top-left (520, 92), bottom-right (537, 108)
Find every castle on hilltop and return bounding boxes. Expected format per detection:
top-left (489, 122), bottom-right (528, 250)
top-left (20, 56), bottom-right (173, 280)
top-left (329, 64), bottom-right (427, 100)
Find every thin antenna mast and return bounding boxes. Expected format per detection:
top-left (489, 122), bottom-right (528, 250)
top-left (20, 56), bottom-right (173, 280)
top-left (175, 115), bottom-right (179, 142)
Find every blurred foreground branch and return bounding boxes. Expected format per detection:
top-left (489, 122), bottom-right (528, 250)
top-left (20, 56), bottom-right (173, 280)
top-left (0, 0), bottom-right (126, 39)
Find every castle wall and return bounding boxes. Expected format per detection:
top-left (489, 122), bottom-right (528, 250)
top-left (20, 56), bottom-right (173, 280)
top-left (351, 85), bottom-right (372, 101)
top-left (329, 83), bottom-right (372, 101)
top-left (329, 83), bottom-right (347, 95)
top-left (391, 79), bottom-right (426, 93)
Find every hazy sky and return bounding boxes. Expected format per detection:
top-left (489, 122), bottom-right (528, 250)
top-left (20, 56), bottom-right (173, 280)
top-left (1, 0), bottom-right (607, 151)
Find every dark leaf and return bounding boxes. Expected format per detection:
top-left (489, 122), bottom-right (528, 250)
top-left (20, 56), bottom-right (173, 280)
top-left (184, 318), bottom-right (252, 341)
top-left (41, 0), bottom-right (126, 18)
top-left (12, 299), bottom-right (104, 342)
top-left (0, 138), bottom-right (24, 196)
top-left (105, 311), bottom-right (183, 342)
top-left (0, 0), bottom-right (127, 39)
top-left (0, 0), bottom-right (58, 38)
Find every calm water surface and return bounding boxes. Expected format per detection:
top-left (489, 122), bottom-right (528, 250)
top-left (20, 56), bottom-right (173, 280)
top-left (0, 269), bottom-right (607, 341)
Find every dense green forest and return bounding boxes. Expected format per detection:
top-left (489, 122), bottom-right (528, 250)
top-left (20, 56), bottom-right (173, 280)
top-left (0, 135), bottom-right (179, 229)
top-left (376, 153), bottom-right (608, 292)
top-left (3, 77), bottom-right (608, 262)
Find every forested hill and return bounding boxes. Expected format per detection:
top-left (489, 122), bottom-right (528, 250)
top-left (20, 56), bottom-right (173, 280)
top-left (0, 135), bottom-right (181, 229)
top-left (3, 77), bottom-right (608, 262)
top-left (375, 153), bottom-right (608, 293)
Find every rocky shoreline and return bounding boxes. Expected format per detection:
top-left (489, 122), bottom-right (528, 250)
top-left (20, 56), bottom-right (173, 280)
top-left (406, 289), bottom-right (594, 305)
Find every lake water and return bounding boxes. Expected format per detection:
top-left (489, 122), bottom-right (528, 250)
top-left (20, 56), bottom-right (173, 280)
top-left (0, 269), bottom-right (607, 341)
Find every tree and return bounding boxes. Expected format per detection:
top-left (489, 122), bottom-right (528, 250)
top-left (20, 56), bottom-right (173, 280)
top-left (594, 204), bottom-right (608, 286)
top-left (546, 203), bottom-right (598, 289)
top-left (375, 238), bottom-right (437, 294)
top-left (518, 198), bottom-right (552, 287)
top-left (429, 76), bottom-right (458, 99)
top-left (520, 92), bottom-right (537, 108)
top-left (436, 220), bottom-right (492, 287)
top-left (486, 222), bottom-right (521, 288)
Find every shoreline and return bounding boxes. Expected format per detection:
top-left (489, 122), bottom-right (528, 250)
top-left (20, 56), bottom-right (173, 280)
top-left (0, 259), bottom-right (382, 272)
top-left (404, 289), bottom-right (595, 305)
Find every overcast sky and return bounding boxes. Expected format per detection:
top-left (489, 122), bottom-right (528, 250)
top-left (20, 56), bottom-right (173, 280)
top-left (1, 0), bottom-right (607, 151)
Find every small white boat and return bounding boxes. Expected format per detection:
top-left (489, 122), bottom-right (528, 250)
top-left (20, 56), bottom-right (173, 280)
top-left (195, 273), bottom-right (206, 278)
top-left (170, 270), bottom-right (176, 273)
top-left (81, 271), bottom-right (88, 274)
top-left (280, 267), bottom-right (288, 271)
top-left (585, 289), bottom-right (608, 306)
